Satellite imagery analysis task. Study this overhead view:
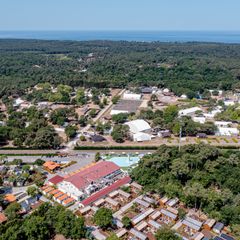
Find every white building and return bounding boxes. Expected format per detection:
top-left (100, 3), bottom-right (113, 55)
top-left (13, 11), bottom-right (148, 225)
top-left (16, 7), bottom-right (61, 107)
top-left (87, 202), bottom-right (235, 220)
top-left (125, 119), bottom-right (151, 134)
top-left (224, 100), bottom-right (235, 106)
top-left (110, 109), bottom-right (129, 115)
top-left (178, 107), bottom-right (202, 117)
top-left (133, 132), bottom-right (152, 142)
top-left (180, 94), bottom-right (187, 99)
top-left (125, 119), bottom-right (152, 142)
top-left (216, 127), bottom-right (239, 136)
top-left (122, 92), bottom-right (142, 101)
top-left (214, 121), bottom-right (232, 127)
top-left (193, 116), bottom-right (206, 124)
top-left (13, 98), bottom-right (25, 107)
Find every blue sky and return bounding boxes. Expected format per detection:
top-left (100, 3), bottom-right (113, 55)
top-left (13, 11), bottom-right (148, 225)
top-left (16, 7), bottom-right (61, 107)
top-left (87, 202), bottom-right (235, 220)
top-left (1, 0), bottom-right (240, 31)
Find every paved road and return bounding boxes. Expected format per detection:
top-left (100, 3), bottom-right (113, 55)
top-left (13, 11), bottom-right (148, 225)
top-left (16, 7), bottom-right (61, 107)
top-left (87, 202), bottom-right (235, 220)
top-left (5, 152), bottom-right (95, 164)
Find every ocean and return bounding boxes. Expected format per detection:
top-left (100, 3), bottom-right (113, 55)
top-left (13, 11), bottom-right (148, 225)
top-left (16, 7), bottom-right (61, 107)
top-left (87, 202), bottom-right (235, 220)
top-left (0, 31), bottom-right (240, 43)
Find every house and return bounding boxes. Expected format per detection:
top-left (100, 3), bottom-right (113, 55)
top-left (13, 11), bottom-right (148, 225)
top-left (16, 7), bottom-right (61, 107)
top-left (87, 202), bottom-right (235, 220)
top-left (224, 100), bottom-right (235, 106)
top-left (43, 161), bottom-right (60, 172)
top-left (203, 219), bottom-right (216, 230)
top-left (13, 98), bottom-right (25, 107)
top-left (158, 130), bottom-right (171, 138)
top-left (58, 161), bottom-right (123, 201)
top-left (160, 209), bottom-right (178, 222)
top-left (182, 216), bottom-right (203, 232)
top-left (179, 107), bottom-right (202, 117)
top-left (180, 94), bottom-right (188, 99)
top-left (129, 228), bottom-right (147, 240)
top-left (122, 92), bottom-right (142, 100)
top-left (213, 222), bottom-right (224, 234)
top-left (220, 233), bottom-right (235, 240)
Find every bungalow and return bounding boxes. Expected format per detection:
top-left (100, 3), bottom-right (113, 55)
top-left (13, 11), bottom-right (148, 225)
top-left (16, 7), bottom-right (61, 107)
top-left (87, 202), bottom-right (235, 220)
top-left (131, 208), bottom-right (154, 225)
top-left (182, 216), bottom-right (203, 232)
top-left (220, 233), bottom-right (235, 240)
top-left (179, 107), bottom-right (202, 117)
top-left (148, 219), bottom-right (162, 231)
top-left (160, 209), bottom-right (178, 222)
top-left (129, 228), bottom-right (147, 240)
top-left (213, 222), bottom-right (224, 234)
top-left (203, 219), bottom-right (216, 230)
top-left (62, 197), bottom-right (75, 207)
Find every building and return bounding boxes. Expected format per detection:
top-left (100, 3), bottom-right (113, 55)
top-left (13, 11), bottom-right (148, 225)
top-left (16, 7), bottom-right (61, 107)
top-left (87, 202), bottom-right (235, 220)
top-left (133, 132), bottom-right (152, 142)
top-left (43, 161), bottom-right (60, 172)
top-left (125, 119), bottom-right (152, 142)
top-left (122, 92), bottom-right (142, 100)
top-left (125, 119), bottom-right (151, 134)
top-left (179, 107), bottom-right (202, 117)
top-left (110, 100), bottom-right (142, 115)
top-left (141, 87), bottom-right (153, 94)
top-left (48, 175), bottom-right (64, 186)
top-left (58, 161), bottom-right (122, 201)
top-left (214, 121), bottom-right (232, 127)
top-left (193, 116), bottom-right (206, 124)
top-left (224, 100), bottom-right (235, 106)
top-left (216, 127), bottom-right (239, 136)
top-left (213, 222), bottom-right (224, 234)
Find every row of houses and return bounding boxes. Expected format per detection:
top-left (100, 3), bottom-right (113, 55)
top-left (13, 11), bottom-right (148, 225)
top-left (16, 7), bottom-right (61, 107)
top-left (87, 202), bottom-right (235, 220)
top-left (77, 181), bottom-right (235, 240)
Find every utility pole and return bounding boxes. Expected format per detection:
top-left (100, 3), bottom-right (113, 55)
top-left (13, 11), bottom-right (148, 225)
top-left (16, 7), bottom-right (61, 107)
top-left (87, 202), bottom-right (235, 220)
top-left (179, 125), bottom-right (182, 152)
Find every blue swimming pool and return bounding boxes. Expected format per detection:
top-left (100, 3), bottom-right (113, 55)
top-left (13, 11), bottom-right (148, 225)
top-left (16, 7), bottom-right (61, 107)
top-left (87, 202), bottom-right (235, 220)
top-left (106, 155), bottom-right (141, 167)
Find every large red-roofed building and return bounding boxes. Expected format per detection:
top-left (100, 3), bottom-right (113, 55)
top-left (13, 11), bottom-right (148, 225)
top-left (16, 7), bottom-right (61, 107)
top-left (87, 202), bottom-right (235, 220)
top-left (58, 161), bottom-right (122, 200)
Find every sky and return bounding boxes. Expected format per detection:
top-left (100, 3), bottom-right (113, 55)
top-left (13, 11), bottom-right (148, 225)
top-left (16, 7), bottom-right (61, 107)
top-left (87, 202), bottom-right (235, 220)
top-left (1, 0), bottom-right (240, 31)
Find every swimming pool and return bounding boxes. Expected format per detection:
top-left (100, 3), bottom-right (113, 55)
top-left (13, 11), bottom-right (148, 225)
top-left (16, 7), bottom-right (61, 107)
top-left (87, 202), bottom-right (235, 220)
top-left (106, 155), bottom-right (141, 167)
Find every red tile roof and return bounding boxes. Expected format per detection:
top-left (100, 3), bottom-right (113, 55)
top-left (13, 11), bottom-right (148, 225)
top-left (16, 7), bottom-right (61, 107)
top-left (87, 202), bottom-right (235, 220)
top-left (64, 161), bottom-right (120, 189)
top-left (0, 212), bottom-right (7, 223)
top-left (81, 176), bottom-right (131, 206)
top-left (49, 175), bottom-right (64, 185)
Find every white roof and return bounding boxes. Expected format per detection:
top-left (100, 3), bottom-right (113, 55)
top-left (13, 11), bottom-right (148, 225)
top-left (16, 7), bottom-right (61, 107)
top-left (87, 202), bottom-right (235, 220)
top-left (180, 94), bottom-right (187, 99)
top-left (125, 119), bottom-right (151, 134)
top-left (224, 100), bottom-right (235, 106)
top-left (133, 132), bottom-right (152, 142)
top-left (193, 117), bottom-right (206, 124)
top-left (217, 127), bottom-right (239, 136)
top-left (110, 109), bottom-right (129, 115)
top-left (214, 121), bottom-right (232, 126)
top-left (123, 92), bottom-right (142, 100)
top-left (179, 107), bottom-right (202, 116)
top-left (163, 88), bottom-right (170, 93)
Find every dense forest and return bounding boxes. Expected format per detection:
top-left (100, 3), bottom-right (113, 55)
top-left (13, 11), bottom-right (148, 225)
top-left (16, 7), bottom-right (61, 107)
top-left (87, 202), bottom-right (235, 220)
top-left (131, 144), bottom-right (240, 237)
top-left (1, 39), bottom-right (240, 97)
